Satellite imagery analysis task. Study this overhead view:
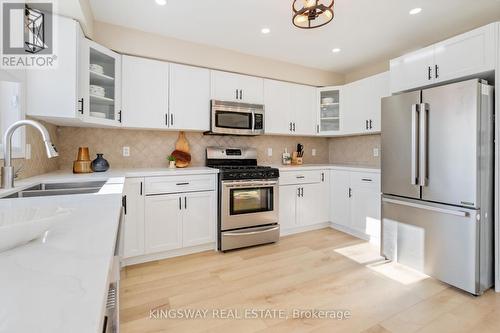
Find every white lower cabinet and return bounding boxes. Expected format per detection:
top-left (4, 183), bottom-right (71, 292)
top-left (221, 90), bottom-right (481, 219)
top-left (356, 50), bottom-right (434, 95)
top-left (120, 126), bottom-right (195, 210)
top-left (330, 170), bottom-right (381, 242)
top-left (182, 191), bottom-right (216, 247)
top-left (145, 194), bottom-right (183, 254)
top-left (122, 175), bottom-right (216, 264)
top-left (279, 170), bottom-right (330, 234)
top-left (144, 191), bottom-right (216, 254)
top-left (122, 178), bottom-right (145, 258)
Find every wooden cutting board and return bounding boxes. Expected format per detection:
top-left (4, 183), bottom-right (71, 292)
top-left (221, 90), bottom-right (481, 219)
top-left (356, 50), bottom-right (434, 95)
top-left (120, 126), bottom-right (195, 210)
top-left (173, 132), bottom-right (191, 168)
top-left (175, 131), bottom-right (190, 153)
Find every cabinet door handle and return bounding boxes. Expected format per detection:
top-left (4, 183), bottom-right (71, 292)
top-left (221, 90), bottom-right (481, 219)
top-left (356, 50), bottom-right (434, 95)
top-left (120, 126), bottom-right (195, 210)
top-left (179, 197), bottom-right (182, 210)
top-left (293, 122), bottom-right (296, 132)
top-left (348, 187), bottom-right (352, 198)
top-left (184, 196), bottom-right (187, 209)
top-left (361, 178), bottom-right (372, 182)
top-left (289, 122), bottom-right (293, 132)
top-left (239, 89), bottom-right (243, 100)
top-left (369, 119), bottom-right (373, 129)
top-left (435, 64), bottom-right (439, 79)
top-left (176, 182), bottom-right (190, 186)
top-left (78, 98), bottom-right (84, 114)
top-left (366, 120), bottom-right (369, 130)
top-left (170, 113), bottom-right (174, 126)
top-left (118, 110), bottom-right (122, 123)
top-left (122, 195), bottom-right (127, 215)
top-left (140, 181), bottom-right (143, 195)
top-left (301, 187), bottom-right (304, 197)
top-left (316, 124), bottom-right (319, 133)
top-left (235, 89), bottom-right (239, 100)
top-left (321, 173), bottom-right (325, 182)
top-left (165, 114), bottom-right (168, 126)
top-left (428, 66), bottom-right (432, 80)
top-left (297, 187), bottom-right (301, 197)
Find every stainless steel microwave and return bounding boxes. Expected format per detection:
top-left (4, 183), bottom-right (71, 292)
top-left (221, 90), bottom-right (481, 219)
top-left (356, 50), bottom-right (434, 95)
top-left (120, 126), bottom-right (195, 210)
top-left (208, 100), bottom-right (264, 135)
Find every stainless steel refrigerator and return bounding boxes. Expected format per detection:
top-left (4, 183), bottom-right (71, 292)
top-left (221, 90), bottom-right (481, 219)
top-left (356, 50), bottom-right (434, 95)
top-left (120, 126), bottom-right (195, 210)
top-left (381, 79), bottom-right (494, 295)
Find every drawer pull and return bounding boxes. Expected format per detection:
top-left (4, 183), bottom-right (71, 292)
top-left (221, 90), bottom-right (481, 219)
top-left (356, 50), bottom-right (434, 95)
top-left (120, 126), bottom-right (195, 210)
top-left (361, 178), bottom-right (372, 182)
top-left (296, 176), bottom-right (305, 179)
top-left (176, 182), bottom-right (190, 186)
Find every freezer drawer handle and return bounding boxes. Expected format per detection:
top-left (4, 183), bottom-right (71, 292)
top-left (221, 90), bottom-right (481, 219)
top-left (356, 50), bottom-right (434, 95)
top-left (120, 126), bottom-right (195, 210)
top-left (382, 198), bottom-right (469, 217)
top-left (224, 226), bottom-right (280, 236)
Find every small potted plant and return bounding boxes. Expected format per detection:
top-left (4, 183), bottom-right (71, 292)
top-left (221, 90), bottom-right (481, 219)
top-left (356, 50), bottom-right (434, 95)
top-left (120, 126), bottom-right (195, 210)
top-left (167, 155), bottom-right (176, 169)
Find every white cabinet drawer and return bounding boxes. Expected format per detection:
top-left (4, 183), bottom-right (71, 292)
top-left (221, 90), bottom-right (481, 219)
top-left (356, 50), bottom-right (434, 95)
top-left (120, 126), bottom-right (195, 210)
top-left (145, 174), bottom-right (216, 195)
top-left (350, 172), bottom-right (380, 191)
top-left (279, 170), bottom-right (326, 186)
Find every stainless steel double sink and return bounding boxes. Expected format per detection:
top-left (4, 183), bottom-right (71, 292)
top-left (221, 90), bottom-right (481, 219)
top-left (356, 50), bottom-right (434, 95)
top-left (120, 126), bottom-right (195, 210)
top-left (2, 181), bottom-right (107, 199)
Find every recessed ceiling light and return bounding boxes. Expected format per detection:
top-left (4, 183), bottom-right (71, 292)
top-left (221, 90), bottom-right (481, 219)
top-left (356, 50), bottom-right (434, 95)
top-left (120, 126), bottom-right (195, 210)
top-left (332, 48), bottom-right (341, 53)
top-left (155, 0), bottom-right (167, 6)
top-left (409, 7), bottom-right (422, 15)
top-left (261, 28), bottom-right (271, 34)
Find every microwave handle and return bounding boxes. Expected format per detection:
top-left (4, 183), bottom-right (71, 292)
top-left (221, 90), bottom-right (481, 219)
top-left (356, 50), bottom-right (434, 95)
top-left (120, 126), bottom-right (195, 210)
top-left (251, 112), bottom-right (255, 132)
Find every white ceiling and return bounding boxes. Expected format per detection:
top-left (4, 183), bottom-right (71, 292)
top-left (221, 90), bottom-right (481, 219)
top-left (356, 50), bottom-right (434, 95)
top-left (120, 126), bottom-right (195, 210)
top-left (89, 0), bottom-right (500, 74)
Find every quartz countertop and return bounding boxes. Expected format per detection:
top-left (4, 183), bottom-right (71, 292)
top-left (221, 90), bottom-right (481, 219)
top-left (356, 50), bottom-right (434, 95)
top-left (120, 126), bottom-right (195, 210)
top-left (0, 177), bottom-right (125, 333)
top-left (271, 164), bottom-right (380, 173)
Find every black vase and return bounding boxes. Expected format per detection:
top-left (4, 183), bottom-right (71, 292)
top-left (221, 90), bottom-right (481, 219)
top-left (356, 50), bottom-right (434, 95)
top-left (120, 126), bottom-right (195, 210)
top-left (91, 153), bottom-right (110, 172)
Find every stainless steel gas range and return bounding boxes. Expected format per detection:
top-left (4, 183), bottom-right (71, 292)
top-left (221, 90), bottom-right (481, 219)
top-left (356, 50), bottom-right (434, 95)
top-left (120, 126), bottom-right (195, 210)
top-left (206, 147), bottom-right (280, 251)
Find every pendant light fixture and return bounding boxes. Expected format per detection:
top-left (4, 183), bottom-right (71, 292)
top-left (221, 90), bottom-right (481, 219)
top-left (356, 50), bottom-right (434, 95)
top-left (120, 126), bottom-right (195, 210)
top-left (292, 0), bottom-right (334, 29)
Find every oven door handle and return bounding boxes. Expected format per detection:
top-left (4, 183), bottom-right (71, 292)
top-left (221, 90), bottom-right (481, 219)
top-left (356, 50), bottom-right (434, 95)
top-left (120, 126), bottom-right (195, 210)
top-left (223, 180), bottom-right (278, 188)
top-left (224, 226), bottom-right (280, 236)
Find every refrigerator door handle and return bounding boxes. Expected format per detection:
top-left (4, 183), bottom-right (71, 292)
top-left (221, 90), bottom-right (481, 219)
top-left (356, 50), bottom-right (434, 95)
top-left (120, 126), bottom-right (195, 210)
top-left (411, 104), bottom-right (420, 185)
top-left (419, 103), bottom-right (429, 186)
top-left (382, 198), bottom-right (469, 217)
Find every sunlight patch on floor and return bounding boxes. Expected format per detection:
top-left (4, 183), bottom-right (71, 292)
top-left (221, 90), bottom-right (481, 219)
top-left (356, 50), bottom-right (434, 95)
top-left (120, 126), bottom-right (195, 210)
top-left (334, 242), bottom-right (384, 265)
top-left (367, 261), bottom-right (429, 285)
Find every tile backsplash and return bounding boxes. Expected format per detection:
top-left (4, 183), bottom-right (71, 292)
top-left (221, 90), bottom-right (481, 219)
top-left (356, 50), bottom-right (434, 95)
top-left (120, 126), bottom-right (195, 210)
top-left (56, 127), bottom-right (330, 169)
top-left (11, 123), bottom-right (380, 180)
top-left (328, 134), bottom-right (381, 167)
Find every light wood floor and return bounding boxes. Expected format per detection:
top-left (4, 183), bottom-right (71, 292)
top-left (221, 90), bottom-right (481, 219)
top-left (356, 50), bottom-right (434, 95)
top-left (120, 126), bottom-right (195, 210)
top-left (120, 228), bottom-right (500, 333)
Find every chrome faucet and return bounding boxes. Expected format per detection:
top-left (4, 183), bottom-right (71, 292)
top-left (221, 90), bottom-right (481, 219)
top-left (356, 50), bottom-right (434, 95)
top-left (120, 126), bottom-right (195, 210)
top-left (2, 120), bottom-right (58, 189)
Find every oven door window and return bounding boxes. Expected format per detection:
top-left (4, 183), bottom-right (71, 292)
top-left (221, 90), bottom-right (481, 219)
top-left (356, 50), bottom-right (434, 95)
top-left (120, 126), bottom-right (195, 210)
top-left (216, 111), bottom-right (252, 130)
top-left (230, 187), bottom-right (274, 215)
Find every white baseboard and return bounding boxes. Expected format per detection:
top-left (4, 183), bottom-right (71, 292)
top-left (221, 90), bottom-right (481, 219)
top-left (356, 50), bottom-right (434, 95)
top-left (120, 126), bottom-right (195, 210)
top-left (280, 222), bottom-right (331, 236)
top-left (329, 222), bottom-right (380, 245)
top-left (121, 243), bottom-right (216, 267)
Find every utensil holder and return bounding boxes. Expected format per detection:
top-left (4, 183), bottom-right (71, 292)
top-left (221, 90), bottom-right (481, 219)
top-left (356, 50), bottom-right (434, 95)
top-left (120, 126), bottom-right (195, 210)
top-left (292, 152), bottom-right (303, 165)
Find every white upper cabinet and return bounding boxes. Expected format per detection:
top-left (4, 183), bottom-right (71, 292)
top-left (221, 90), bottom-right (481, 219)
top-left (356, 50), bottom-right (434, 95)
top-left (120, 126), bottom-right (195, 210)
top-left (27, 16), bottom-right (122, 127)
top-left (390, 23), bottom-right (497, 94)
top-left (389, 45), bottom-right (435, 94)
top-left (433, 23), bottom-right (496, 83)
top-left (121, 55), bottom-right (169, 129)
top-left (264, 79), bottom-right (292, 134)
top-left (169, 63), bottom-right (210, 131)
top-left (319, 73), bottom-right (389, 136)
top-left (80, 39), bottom-right (122, 126)
top-left (27, 16), bottom-right (82, 122)
top-left (318, 86), bottom-right (341, 135)
top-left (342, 72), bottom-right (389, 134)
top-left (211, 70), bottom-right (264, 104)
top-left (264, 79), bottom-right (316, 136)
top-left (291, 84), bottom-right (317, 136)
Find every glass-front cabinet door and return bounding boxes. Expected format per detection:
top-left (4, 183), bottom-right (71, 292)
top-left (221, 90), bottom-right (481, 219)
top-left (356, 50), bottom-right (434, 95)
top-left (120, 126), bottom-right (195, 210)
top-left (318, 86), bottom-right (341, 135)
top-left (80, 38), bottom-right (121, 126)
